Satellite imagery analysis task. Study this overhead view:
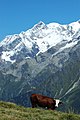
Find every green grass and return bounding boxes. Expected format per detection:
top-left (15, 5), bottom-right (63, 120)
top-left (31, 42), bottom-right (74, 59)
top-left (0, 101), bottom-right (80, 120)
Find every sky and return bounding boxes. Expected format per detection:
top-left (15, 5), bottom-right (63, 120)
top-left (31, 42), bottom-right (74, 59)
top-left (0, 0), bottom-right (80, 41)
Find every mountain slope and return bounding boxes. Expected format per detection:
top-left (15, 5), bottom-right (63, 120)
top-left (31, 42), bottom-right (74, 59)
top-left (0, 20), bottom-right (80, 113)
top-left (0, 101), bottom-right (80, 120)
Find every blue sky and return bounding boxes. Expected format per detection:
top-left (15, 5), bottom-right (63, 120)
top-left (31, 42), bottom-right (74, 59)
top-left (0, 0), bottom-right (80, 41)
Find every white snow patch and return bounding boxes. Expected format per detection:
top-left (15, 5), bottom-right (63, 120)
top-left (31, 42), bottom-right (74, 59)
top-left (61, 40), bottom-right (78, 49)
top-left (52, 40), bottom-right (78, 57)
top-left (1, 51), bottom-right (15, 63)
top-left (69, 21), bottom-right (80, 33)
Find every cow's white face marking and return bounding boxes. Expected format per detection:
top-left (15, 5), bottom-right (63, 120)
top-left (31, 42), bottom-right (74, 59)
top-left (55, 99), bottom-right (60, 107)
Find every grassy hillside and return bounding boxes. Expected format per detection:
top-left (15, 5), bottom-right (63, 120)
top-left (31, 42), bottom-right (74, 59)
top-left (0, 101), bottom-right (80, 120)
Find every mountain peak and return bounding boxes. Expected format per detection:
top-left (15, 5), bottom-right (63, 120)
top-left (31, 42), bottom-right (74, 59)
top-left (37, 21), bottom-right (45, 25)
top-left (32, 21), bottom-right (47, 30)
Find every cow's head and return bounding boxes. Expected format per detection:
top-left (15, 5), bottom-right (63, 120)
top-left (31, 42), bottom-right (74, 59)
top-left (55, 99), bottom-right (63, 108)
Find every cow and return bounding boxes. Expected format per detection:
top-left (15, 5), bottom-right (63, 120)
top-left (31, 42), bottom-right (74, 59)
top-left (30, 94), bottom-right (62, 110)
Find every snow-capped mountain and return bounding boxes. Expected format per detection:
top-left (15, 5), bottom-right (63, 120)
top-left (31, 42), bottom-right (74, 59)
top-left (0, 20), bottom-right (80, 64)
top-left (0, 20), bottom-right (80, 113)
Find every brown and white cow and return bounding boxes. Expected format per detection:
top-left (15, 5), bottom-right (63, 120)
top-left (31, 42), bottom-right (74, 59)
top-left (30, 94), bottom-right (62, 110)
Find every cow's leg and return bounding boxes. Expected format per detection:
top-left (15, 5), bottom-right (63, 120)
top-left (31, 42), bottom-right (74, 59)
top-left (47, 106), bottom-right (52, 110)
top-left (47, 106), bottom-right (55, 111)
top-left (30, 96), bottom-right (37, 108)
top-left (32, 103), bottom-right (37, 108)
top-left (48, 108), bottom-right (54, 110)
top-left (30, 99), bottom-right (37, 108)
